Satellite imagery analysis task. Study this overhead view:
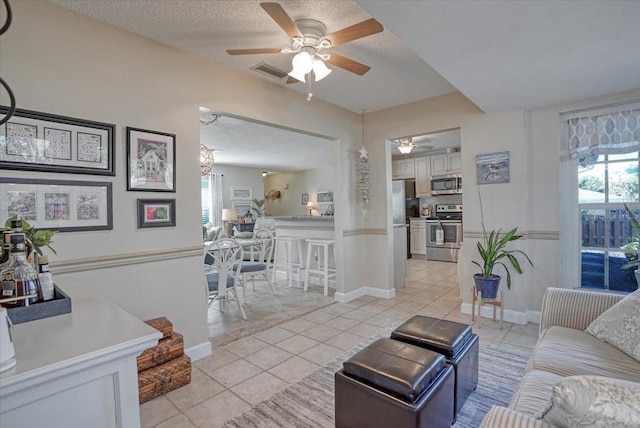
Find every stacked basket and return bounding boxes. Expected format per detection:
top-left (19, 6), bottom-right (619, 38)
top-left (137, 317), bottom-right (192, 404)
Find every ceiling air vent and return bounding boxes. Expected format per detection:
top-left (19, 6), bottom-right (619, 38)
top-left (251, 62), bottom-right (289, 80)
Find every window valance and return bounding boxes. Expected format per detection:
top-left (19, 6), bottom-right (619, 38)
top-left (568, 107), bottom-right (640, 159)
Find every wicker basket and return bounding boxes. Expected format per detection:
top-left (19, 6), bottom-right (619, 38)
top-left (144, 317), bottom-right (173, 339)
top-left (138, 354), bottom-right (192, 404)
top-left (137, 332), bottom-right (184, 372)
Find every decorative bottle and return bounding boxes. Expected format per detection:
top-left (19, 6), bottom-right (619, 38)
top-left (38, 255), bottom-right (55, 301)
top-left (0, 233), bottom-right (42, 308)
top-left (436, 221), bottom-right (445, 246)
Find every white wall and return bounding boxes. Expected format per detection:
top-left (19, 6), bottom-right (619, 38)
top-left (1, 1), bottom-right (361, 353)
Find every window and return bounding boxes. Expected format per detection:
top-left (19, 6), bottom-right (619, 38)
top-left (201, 177), bottom-right (210, 225)
top-left (563, 102), bottom-right (640, 292)
top-left (578, 152), bottom-right (639, 292)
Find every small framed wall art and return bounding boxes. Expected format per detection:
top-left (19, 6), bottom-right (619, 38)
top-left (0, 177), bottom-right (113, 232)
top-left (126, 127), bottom-right (176, 192)
top-left (476, 151), bottom-right (510, 184)
top-left (137, 199), bottom-right (176, 228)
top-left (301, 193), bottom-right (309, 205)
top-left (0, 107), bottom-right (115, 176)
top-left (231, 201), bottom-right (252, 215)
top-left (316, 190), bottom-right (333, 204)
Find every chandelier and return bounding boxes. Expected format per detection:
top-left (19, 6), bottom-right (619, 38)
top-left (200, 144), bottom-right (214, 175)
top-left (397, 138), bottom-right (416, 154)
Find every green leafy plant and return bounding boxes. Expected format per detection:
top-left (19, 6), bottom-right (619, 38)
top-left (3, 216), bottom-right (58, 255)
top-left (621, 203), bottom-right (640, 270)
top-left (251, 198), bottom-right (266, 217)
top-left (472, 189), bottom-right (533, 289)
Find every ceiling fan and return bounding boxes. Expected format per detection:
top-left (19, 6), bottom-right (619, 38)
top-left (226, 2), bottom-right (383, 83)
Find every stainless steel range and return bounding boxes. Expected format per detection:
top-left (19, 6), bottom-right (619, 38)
top-left (426, 204), bottom-right (463, 262)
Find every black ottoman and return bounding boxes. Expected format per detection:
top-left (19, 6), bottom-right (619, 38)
top-left (391, 316), bottom-right (479, 422)
top-left (335, 338), bottom-right (454, 428)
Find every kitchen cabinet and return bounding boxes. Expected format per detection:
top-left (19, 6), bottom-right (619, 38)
top-left (410, 218), bottom-right (426, 256)
top-left (430, 152), bottom-right (461, 175)
top-left (414, 157), bottom-right (430, 197)
top-left (395, 158), bottom-right (415, 179)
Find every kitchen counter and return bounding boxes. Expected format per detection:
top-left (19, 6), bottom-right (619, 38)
top-left (0, 282), bottom-right (161, 428)
top-left (272, 216), bottom-right (334, 221)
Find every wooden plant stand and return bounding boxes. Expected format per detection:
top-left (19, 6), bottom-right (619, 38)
top-left (471, 286), bottom-right (504, 330)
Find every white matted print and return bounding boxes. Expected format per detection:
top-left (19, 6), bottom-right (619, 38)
top-left (0, 107), bottom-right (114, 175)
top-left (126, 127), bottom-right (176, 192)
top-left (231, 186), bottom-right (253, 200)
top-left (0, 178), bottom-right (112, 232)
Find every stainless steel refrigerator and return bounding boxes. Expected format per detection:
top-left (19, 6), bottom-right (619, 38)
top-left (392, 180), bottom-right (407, 226)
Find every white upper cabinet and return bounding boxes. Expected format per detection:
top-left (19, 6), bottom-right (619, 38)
top-left (395, 158), bottom-right (415, 179)
top-left (415, 157), bottom-right (430, 197)
top-left (430, 152), bottom-right (461, 175)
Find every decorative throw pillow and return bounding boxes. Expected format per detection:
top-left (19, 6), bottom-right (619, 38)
top-left (234, 231), bottom-right (254, 239)
top-left (206, 226), bottom-right (222, 241)
top-left (536, 376), bottom-right (640, 427)
top-left (586, 289), bottom-right (640, 362)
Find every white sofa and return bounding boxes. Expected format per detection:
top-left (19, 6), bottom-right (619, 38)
top-left (480, 287), bottom-right (640, 427)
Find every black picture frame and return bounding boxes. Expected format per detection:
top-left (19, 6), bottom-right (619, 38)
top-left (0, 106), bottom-right (115, 176)
top-left (0, 177), bottom-right (113, 232)
top-left (126, 127), bottom-right (176, 192)
top-left (137, 198), bottom-right (176, 228)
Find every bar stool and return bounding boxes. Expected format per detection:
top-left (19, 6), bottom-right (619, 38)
top-left (304, 239), bottom-right (336, 296)
top-left (271, 236), bottom-right (305, 288)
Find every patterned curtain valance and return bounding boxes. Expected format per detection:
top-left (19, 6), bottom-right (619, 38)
top-left (568, 107), bottom-right (640, 160)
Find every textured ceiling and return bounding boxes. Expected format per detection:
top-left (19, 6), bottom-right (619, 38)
top-left (200, 110), bottom-right (334, 171)
top-left (50, 0), bottom-right (457, 113)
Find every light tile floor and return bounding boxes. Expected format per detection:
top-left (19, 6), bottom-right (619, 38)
top-left (141, 259), bottom-right (538, 428)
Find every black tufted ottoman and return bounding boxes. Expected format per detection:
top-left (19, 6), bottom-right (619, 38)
top-left (391, 316), bottom-right (479, 422)
top-left (335, 338), bottom-right (454, 428)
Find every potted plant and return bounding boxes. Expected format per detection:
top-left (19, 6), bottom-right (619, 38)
top-left (3, 216), bottom-right (57, 256)
top-left (472, 190), bottom-right (533, 299)
top-left (251, 198), bottom-right (266, 217)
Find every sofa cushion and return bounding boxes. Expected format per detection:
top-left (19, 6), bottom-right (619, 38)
top-left (586, 289), bottom-right (640, 362)
top-left (536, 376), bottom-right (640, 427)
top-left (526, 326), bottom-right (640, 384)
top-left (509, 370), bottom-right (562, 416)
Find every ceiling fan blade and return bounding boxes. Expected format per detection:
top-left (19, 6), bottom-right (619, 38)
top-left (226, 48), bottom-right (282, 55)
top-left (325, 53), bottom-right (371, 76)
top-left (286, 76), bottom-right (300, 84)
top-left (260, 2), bottom-right (302, 39)
top-left (322, 18), bottom-right (383, 47)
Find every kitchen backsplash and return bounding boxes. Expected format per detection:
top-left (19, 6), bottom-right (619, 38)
top-left (419, 194), bottom-right (462, 215)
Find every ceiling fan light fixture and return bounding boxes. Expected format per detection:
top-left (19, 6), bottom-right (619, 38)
top-left (397, 138), bottom-right (415, 154)
top-left (291, 51), bottom-right (313, 73)
top-left (312, 59), bottom-right (332, 81)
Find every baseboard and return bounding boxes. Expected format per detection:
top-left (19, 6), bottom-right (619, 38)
top-left (334, 286), bottom-right (396, 303)
top-left (527, 310), bottom-right (541, 324)
top-left (185, 341), bottom-right (212, 362)
top-left (461, 302), bottom-right (529, 325)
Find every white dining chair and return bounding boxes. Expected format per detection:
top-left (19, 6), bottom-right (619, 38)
top-left (236, 228), bottom-right (276, 302)
top-left (204, 237), bottom-right (246, 320)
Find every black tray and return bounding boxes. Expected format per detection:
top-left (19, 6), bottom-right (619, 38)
top-left (7, 285), bottom-right (72, 324)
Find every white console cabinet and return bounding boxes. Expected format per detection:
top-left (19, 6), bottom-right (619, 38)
top-left (0, 283), bottom-right (161, 428)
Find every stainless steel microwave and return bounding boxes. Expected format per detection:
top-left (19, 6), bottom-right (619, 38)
top-left (431, 174), bottom-right (462, 195)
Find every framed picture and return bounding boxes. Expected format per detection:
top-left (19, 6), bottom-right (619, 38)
top-left (301, 193), bottom-right (309, 205)
top-left (0, 177), bottom-right (113, 232)
top-left (476, 151), bottom-right (510, 184)
top-left (231, 185), bottom-right (252, 200)
top-left (232, 201), bottom-right (252, 215)
top-left (0, 107), bottom-right (115, 176)
top-left (317, 190), bottom-right (333, 204)
top-left (126, 127), bottom-right (176, 192)
top-left (137, 199), bottom-right (176, 228)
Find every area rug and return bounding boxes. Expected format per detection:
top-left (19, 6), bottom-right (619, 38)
top-left (221, 328), bottom-right (531, 428)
